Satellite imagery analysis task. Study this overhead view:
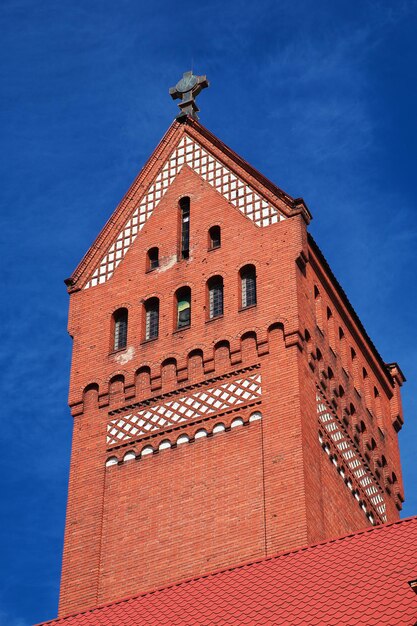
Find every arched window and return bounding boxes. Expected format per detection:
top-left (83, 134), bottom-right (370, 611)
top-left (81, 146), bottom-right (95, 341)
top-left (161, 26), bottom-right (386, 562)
top-left (240, 264), bottom-right (256, 308)
top-left (176, 286), bottom-right (191, 329)
top-left (208, 225), bottom-right (221, 249)
top-left (144, 298), bottom-right (159, 340)
top-left (179, 197), bottom-right (190, 259)
top-left (208, 276), bottom-right (223, 319)
top-left (113, 308), bottom-right (128, 350)
top-left (147, 247), bottom-right (159, 271)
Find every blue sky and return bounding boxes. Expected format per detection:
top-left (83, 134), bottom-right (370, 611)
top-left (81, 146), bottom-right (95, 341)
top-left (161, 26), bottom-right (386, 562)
top-left (1, 0), bottom-right (417, 623)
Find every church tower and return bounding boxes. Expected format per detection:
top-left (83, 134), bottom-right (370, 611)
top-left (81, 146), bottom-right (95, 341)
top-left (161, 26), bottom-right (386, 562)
top-left (59, 74), bottom-right (405, 617)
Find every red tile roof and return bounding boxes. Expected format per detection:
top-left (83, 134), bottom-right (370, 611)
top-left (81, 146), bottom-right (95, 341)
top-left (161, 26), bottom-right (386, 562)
top-left (38, 517), bottom-right (417, 626)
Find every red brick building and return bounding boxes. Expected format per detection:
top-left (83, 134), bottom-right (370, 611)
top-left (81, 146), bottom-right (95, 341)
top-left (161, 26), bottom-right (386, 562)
top-left (38, 94), bottom-right (416, 624)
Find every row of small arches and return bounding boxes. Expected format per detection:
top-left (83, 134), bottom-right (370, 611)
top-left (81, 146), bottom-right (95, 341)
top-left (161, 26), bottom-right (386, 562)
top-left (106, 411), bottom-right (262, 467)
top-left (313, 342), bottom-right (386, 455)
top-left (112, 264), bottom-right (257, 349)
top-left (80, 327), bottom-right (286, 408)
top-left (310, 292), bottom-right (385, 430)
top-left (315, 345), bottom-right (383, 403)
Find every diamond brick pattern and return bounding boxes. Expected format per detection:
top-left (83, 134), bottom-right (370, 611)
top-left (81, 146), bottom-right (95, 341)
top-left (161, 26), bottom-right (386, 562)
top-left (107, 373), bottom-right (262, 446)
top-left (85, 135), bottom-right (284, 288)
top-left (37, 517), bottom-right (417, 625)
top-left (317, 392), bottom-right (387, 522)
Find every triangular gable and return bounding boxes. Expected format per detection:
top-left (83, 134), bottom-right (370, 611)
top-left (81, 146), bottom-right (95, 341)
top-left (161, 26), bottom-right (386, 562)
top-left (69, 119), bottom-right (310, 291)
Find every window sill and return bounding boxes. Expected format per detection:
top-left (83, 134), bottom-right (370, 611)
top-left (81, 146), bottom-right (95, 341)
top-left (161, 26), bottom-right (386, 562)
top-left (207, 246), bottom-right (221, 253)
top-left (238, 304), bottom-right (257, 312)
top-left (145, 267), bottom-right (159, 274)
top-left (109, 346), bottom-right (127, 356)
top-left (173, 325), bottom-right (191, 334)
top-left (141, 337), bottom-right (158, 345)
top-left (205, 315), bottom-right (224, 324)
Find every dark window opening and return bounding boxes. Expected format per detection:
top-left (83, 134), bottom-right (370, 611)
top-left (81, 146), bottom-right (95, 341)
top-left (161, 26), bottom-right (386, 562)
top-left (240, 265), bottom-right (257, 308)
top-left (144, 298), bottom-right (159, 340)
top-left (179, 197), bottom-right (190, 259)
top-left (147, 247), bottom-right (159, 271)
top-left (113, 308), bottom-right (128, 351)
top-left (176, 286), bottom-right (191, 329)
top-left (208, 276), bottom-right (224, 319)
top-left (209, 225), bottom-right (221, 249)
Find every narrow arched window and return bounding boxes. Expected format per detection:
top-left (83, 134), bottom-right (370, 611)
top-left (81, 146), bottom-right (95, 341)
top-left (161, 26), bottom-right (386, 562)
top-left (144, 298), bottom-right (159, 340)
top-left (179, 197), bottom-right (190, 259)
top-left (240, 265), bottom-right (256, 308)
top-left (176, 286), bottom-right (191, 329)
top-left (113, 308), bottom-right (128, 351)
top-left (147, 247), bottom-right (159, 271)
top-left (208, 276), bottom-right (223, 319)
top-left (209, 225), bottom-right (221, 249)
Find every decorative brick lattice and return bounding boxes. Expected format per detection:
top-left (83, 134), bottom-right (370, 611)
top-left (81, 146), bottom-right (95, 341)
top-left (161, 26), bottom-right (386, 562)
top-left (85, 135), bottom-right (284, 288)
top-left (317, 392), bottom-right (387, 522)
top-left (107, 372), bottom-right (262, 446)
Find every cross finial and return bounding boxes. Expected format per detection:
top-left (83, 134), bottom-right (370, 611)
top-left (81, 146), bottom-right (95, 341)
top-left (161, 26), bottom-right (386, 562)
top-left (169, 71), bottom-right (209, 121)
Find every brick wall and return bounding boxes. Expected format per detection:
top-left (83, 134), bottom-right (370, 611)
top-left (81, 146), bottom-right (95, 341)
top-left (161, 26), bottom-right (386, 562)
top-left (58, 121), bottom-right (404, 616)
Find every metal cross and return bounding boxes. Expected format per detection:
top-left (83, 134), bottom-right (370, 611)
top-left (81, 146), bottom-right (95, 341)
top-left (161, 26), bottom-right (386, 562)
top-left (169, 71), bottom-right (209, 120)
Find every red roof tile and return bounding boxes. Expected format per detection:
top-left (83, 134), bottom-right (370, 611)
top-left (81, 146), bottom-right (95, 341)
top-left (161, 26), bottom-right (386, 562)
top-left (38, 517), bottom-right (417, 625)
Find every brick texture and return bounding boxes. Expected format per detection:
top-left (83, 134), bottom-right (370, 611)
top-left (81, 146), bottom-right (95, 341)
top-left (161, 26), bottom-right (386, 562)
top-left (58, 119), bottom-right (405, 616)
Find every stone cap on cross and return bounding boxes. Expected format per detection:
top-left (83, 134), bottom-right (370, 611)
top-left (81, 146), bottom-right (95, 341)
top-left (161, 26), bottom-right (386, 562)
top-left (169, 71), bottom-right (209, 121)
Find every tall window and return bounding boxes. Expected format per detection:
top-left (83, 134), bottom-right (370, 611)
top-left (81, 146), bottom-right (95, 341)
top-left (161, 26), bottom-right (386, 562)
top-left (176, 286), bottom-right (191, 329)
top-left (144, 298), bottom-right (159, 340)
top-left (208, 276), bottom-right (224, 319)
top-left (179, 197), bottom-right (190, 259)
top-left (208, 225), bottom-right (221, 249)
top-left (147, 247), bottom-right (159, 271)
top-left (240, 265), bottom-right (256, 308)
top-left (113, 308), bottom-right (128, 350)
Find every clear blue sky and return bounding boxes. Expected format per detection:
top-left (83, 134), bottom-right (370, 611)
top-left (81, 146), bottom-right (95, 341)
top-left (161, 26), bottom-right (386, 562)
top-left (1, 1), bottom-right (416, 624)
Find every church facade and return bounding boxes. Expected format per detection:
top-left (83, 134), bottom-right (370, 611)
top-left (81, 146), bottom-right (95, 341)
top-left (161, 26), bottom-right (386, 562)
top-left (38, 77), bottom-right (417, 625)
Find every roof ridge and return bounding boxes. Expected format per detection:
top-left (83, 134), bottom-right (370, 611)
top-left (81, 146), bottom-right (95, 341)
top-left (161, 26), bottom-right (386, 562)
top-left (39, 515), bottom-right (417, 624)
top-left (188, 120), bottom-right (295, 204)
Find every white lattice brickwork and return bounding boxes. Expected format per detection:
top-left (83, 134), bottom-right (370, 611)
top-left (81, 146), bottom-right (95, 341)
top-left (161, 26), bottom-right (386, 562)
top-left (107, 372), bottom-right (262, 446)
top-left (86, 135), bottom-right (284, 288)
top-left (317, 393), bottom-right (387, 522)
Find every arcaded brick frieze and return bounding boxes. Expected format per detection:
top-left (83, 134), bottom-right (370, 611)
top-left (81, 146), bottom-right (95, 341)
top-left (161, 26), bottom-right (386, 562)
top-left (106, 368), bottom-right (261, 446)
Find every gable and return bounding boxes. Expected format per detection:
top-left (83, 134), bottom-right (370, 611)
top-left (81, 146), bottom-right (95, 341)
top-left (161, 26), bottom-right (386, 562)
top-left (84, 135), bottom-right (285, 289)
